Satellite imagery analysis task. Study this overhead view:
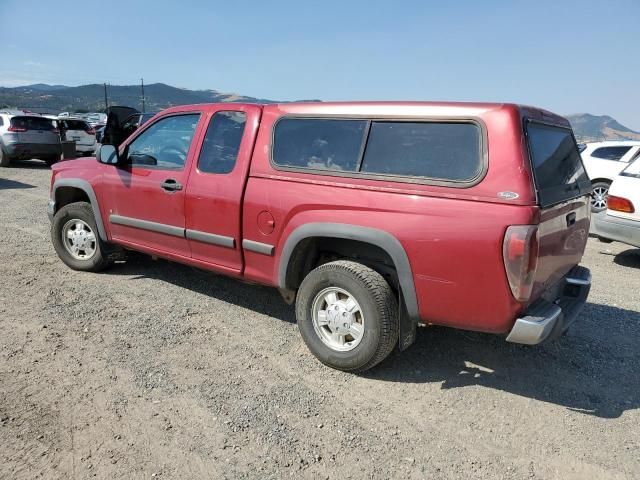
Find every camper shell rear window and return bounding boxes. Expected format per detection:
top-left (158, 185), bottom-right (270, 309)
top-left (10, 116), bottom-right (56, 131)
top-left (525, 121), bottom-right (592, 207)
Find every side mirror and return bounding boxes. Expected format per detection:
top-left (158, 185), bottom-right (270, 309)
top-left (97, 144), bottom-right (120, 165)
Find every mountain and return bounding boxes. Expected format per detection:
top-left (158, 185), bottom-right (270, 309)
top-left (0, 82), bottom-right (277, 113)
top-left (566, 114), bottom-right (640, 143)
top-left (23, 84), bottom-right (70, 91)
top-left (1, 84), bottom-right (637, 143)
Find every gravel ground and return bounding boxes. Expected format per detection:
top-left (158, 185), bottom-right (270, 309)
top-left (1, 160), bottom-right (639, 480)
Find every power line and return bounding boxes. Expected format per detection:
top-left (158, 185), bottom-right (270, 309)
top-left (141, 78), bottom-right (145, 113)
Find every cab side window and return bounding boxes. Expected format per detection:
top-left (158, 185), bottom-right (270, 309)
top-left (126, 114), bottom-right (200, 169)
top-left (197, 111), bottom-right (247, 174)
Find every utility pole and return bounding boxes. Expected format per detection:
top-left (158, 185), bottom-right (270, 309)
top-left (141, 78), bottom-right (145, 113)
top-left (103, 82), bottom-right (109, 111)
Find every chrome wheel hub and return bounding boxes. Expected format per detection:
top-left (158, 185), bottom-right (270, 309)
top-left (591, 186), bottom-right (608, 210)
top-left (311, 287), bottom-right (365, 352)
top-left (62, 219), bottom-right (97, 260)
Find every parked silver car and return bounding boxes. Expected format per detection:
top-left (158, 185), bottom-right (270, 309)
top-left (0, 111), bottom-right (61, 167)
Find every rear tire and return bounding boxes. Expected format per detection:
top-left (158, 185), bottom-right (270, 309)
top-left (51, 202), bottom-right (111, 272)
top-left (590, 181), bottom-right (611, 213)
top-left (44, 155), bottom-right (59, 167)
top-left (296, 260), bottom-right (399, 372)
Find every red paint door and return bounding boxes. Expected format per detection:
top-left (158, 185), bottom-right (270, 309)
top-left (184, 105), bottom-right (262, 274)
top-left (101, 112), bottom-right (204, 257)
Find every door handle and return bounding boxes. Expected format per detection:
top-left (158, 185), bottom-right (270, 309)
top-left (566, 212), bottom-right (576, 227)
top-left (160, 179), bottom-right (183, 192)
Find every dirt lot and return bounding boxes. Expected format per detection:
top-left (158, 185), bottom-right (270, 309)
top-left (1, 160), bottom-right (639, 480)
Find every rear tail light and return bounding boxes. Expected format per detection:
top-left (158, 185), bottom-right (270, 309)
top-left (503, 225), bottom-right (539, 302)
top-left (8, 125), bottom-right (27, 132)
top-left (607, 195), bottom-right (635, 213)
top-left (86, 127), bottom-right (96, 135)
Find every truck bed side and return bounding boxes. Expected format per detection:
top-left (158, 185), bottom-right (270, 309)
top-left (241, 103), bottom-right (540, 333)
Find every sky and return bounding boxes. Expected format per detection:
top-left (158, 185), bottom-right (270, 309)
top-left (1, 0), bottom-right (639, 129)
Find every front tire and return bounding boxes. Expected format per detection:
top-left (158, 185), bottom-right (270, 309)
top-left (51, 202), bottom-right (111, 272)
top-left (296, 260), bottom-right (399, 372)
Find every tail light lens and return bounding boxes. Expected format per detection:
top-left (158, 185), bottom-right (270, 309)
top-left (86, 127), bottom-right (96, 135)
top-left (503, 225), bottom-right (539, 302)
top-left (8, 125), bottom-right (27, 132)
top-left (608, 195), bottom-right (635, 213)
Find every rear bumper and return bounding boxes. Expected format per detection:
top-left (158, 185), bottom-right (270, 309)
top-left (74, 141), bottom-right (97, 152)
top-left (594, 213), bottom-right (640, 249)
top-left (76, 145), bottom-right (96, 152)
top-left (506, 266), bottom-right (591, 345)
top-left (5, 142), bottom-right (61, 159)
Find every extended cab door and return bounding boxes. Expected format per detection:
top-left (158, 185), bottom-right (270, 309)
top-left (101, 112), bottom-right (204, 257)
top-left (184, 105), bottom-right (262, 274)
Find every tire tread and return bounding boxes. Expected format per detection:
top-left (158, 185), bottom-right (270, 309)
top-left (298, 260), bottom-right (399, 372)
top-left (51, 201), bottom-right (111, 272)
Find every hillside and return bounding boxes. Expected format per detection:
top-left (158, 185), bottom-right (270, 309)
top-left (0, 83), bottom-right (276, 113)
top-left (566, 113), bottom-right (640, 143)
top-left (1, 83), bottom-right (637, 142)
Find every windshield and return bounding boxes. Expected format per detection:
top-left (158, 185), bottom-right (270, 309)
top-left (60, 119), bottom-right (89, 131)
top-left (526, 121), bottom-right (592, 207)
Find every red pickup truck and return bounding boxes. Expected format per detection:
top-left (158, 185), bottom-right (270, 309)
top-left (48, 101), bottom-right (593, 372)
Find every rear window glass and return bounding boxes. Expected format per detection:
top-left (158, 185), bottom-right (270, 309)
top-left (526, 122), bottom-right (592, 207)
top-left (122, 115), bottom-right (142, 129)
top-left (61, 120), bottom-right (89, 130)
top-left (272, 118), bottom-right (483, 182)
top-left (361, 122), bottom-right (482, 181)
top-left (591, 146), bottom-right (631, 161)
top-left (10, 116), bottom-right (55, 131)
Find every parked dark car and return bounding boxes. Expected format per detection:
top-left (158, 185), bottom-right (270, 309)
top-left (96, 106), bottom-right (156, 146)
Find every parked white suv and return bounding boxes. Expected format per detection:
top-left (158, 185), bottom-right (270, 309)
top-left (595, 157), bottom-right (640, 248)
top-left (580, 141), bottom-right (640, 212)
top-left (56, 118), bottom-right (97, 156)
